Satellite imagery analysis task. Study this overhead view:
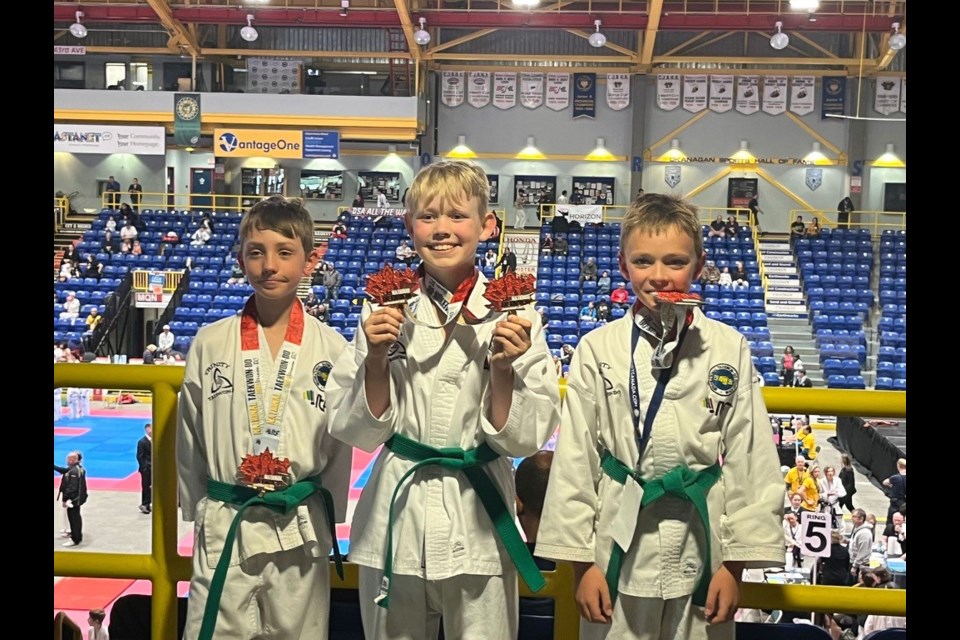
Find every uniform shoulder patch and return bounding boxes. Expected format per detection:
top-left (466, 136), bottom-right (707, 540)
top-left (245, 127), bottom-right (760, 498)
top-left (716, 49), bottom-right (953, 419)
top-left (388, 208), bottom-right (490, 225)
top-left (313, 361), bottom-right (333, 390)
top-left (708, 364), bottom-right (739, 396)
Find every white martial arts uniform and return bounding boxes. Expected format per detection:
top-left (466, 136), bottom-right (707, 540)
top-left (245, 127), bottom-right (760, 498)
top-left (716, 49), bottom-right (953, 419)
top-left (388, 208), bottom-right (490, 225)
top-left (514, 197), bottom-right (528, 230)
top-left (177, 302), bottom-right (351, 640)
top-left (79, 387), bottom-right (92, 417)
top-left (536, 306), bottom-right (785, 640)
top-left (67, 388), bottom-right (81, 419)
top-left (54, 388), bottom-right (62, 422)
top-left (326, 272), bottom-right (561, 640)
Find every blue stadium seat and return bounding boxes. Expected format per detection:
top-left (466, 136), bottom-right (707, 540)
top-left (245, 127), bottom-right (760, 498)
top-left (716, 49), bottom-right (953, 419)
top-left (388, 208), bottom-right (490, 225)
top-left (874, 376), bottom-right (894, 391)
top-left (762, 372), bottom-right (781, 387)
top-left (826, 374), bottom-right (847, 389)
top-left (892, 378), bottom-right (907, 391)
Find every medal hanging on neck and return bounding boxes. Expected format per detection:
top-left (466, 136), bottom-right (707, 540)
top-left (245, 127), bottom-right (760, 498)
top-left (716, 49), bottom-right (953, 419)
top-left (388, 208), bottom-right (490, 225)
top-left (236, 297), bottom-right (303, 492)
top-left (633, 292), bottom-right (702, 369)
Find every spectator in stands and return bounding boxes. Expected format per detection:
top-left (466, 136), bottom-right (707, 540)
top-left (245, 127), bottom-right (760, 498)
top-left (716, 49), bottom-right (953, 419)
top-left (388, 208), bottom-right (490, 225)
top-left (789, 215), bottom-right (806, 243)
top-left (304, 291), bottom-right (320, 312)
top-left (596, 270), bottom-right (611, 296)
top-left (514, 451), bottom-right (558, 619)
top-left (784, 455), bottom-right (809, 495)
top-left (131, 240), bottom-right (143, 256)
top-left (556, 190), bottom-right (569, 205)
top-left (320, 262), bottom-right (342, 301)
top-left (783, 512), bottom-right (802, 568)
top-left (376, 188), bottom-right (389, 208)
top-left (784, 492), bottom-right (803, 520)
top-left (120, 240), bottom-right (132, 254)
top-left (837, 196), bottom-right (854, 228)
top-left (330, 221), bottom-right (347, 239)
top-left (496, 247), bottom-right (517, 274)
top-left (730, 260), bottom-right (748, 288)
top-left (83, 255), bottom-right (104, 280)
top-left (699, 259), bottom-right (721, 286)
top-left (838, 453), bottom-right (857, 513)
top-left (84, 308), bottom-right (102, 334)
top-left (105, 215), bottom-right (117, 234)
top-left (120, 221), bottom-right (138, 249)
top-left (718, 266), bottom-right (732, 287)
top-left (883, 512), bottom-right (905, 558)
top-left (105, 175), bottom-right (122, 208)
top-left (352, 192), bottom-right (365, 208)
top-left (847, 509), bottom-right (874, 584)
top-left (748, 193), bottom-right (763, 233)
top-left (190, 224), bottom-right (211, 247)
top-left (157, 324), bottom-right (175, 357)
top-left (226, 263), bottom-right (245, 284)
top-left (579, 301), bottom-right (597, 321)
top-left (88, 608), bottom-right (107, 640)
top-left (395, 240), bottom-right (416, 266)
top-left (128, 177), bottom-right (143, 212)
top-left (59, 259), bottom-right (77, 280)
top-left (559, 343), bottom-right (575, 365)
top-left (62, 243), bottom-right (79, 265)
top-left (162, 230), bottom-right (179, 245)
top-left (882, 458), bottom-right (907, 523)
top-left (805, 216), bottom-right (821, 238)
top-left (541, 233), bottom-right (554, 255)
top-left (553, 234), bottom-right (568, 257)
top-left (725, 215), bottom-right (741, 237)
top-left (313, 302), bottom-right (331, 324)
top-left (550, 208), bottom-right (569, 235)
top-left (483, 249), bottom-right (497, 268)
top-left (793, 364), bottom-right (812, 387)
top-left (60, 293), bottom-right (81, 320)
top-left (142, 344), bottom-right (158, 364)
top-left (610, 282), bottom-right (630, 309)
top-left (781, 345), bottom-right (797, 386)
top-left (579, 257), bottom-right (598, 286)
top-left (596, 299), bottom-right (611, 324)
top-left (819, 466), bottom-right (846, 528)
top-left (119, 202), bottom-right (137, 226)
top-left (708, 214), bottom-right (726, 238)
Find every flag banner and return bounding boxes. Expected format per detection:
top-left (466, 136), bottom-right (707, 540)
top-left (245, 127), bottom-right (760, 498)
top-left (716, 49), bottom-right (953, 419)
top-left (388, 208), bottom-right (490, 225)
top-left (606, 73), bottom-right (630, 110)
top-left (709, 75), bottom-right (734, 113)
top-left (546, 73), bottom-right (570, 111)
top-left (762, 76), bottom-right (787, 115)
top-left (493, 72), bottom-right (517, 110)
top-left (468, 71), bottom-right (491, 108)
top-left (657, 74), bottom-right (681, 111)
top-left (441, 71), bottom-right (465, 107)
top-left (682, 75), bottom-right (708, 113)
top-left (790, 76), bottom-right (815, 116)
top-left (520, 73), bottom-right (544, 109)
top-left (736, 76), bottom-right (760, 114)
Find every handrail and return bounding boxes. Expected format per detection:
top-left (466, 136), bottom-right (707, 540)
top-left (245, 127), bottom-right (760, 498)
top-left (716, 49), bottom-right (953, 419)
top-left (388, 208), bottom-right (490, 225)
top-left (788, 209), bottom-right (906, 236)
top-left (101, 191), bottom-right (271, 213)
top-left (54, 365), bottom-right (907, 640)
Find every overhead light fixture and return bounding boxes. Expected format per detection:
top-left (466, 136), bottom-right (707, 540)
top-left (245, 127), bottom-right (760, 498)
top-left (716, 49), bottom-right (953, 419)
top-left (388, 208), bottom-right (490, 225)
top-left (240, 14), bottom-right (259, 42)
top-left (586, 137), bottom-right (616, 161)
top-left (804, 141), bottom-right (829, 165)
top-left (517, 135), bottom-right (545, 160)
top-left (414, 17), bottom-right (430, 46)
top-left (589, 19), bottom-right (607, 48)
top-left (69, 11), bottom-right (88, 39)
top-left (447, 134), bottom-right (477, 159)
top-left (340, 0), bottom-right (349, 17)
top-left (732, 140), bottom-right (756, 162)
top-left (789, 0), bottom-right (819, 10)
top-left (387, 144), bottom-right (398, 155)
top-left (513, 0), bottom-right (541, 8)
top-left (874, 142), bottom-right (905, 168)
top-left (770, 21), bottom-right (789, 50)
top-left (659, 138), bottom-right (687, 162)
top-left (888, 22), bottom-right (906, 51)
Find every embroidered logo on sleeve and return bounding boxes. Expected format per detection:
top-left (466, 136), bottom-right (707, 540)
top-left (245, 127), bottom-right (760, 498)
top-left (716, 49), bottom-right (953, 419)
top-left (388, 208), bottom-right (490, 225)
top-left (708, 364), bottom-right (739, 396)
top-left (205, 362), bottom-right (234, 400)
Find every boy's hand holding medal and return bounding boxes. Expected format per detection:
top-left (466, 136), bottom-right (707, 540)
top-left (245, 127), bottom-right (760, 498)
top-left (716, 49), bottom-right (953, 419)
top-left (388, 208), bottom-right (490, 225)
top-left (485, 272), bottom-right (538, 371)
top-left (363, 265), bottom-right (420, 361)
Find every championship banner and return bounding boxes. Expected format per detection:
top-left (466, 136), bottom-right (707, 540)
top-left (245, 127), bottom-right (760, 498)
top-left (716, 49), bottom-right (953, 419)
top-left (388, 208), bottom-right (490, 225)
top-left (468, 71), bottom-right (491, 108)
top-left (664, 165), bottom-right (682, 189)
top-left (573, 73), bottom-right (597, 119)
top-left (247, 58), bottom-right (301, 94)
top-left (606, 73), bottom-right (630, 111)
top-left (762, 76), bottom-right (787, 115)
top-left (805, 168), bottom-right (823, 191)
top-left (556, 204), bottom-right (603, 224)
top-left (657, 74), bottom-right (681, 111)
top-left (546, 73), bottom-right (570, 111)
top-left (821, 76), bottom-right (846, 119)
top-left (493, 72), bottom-right (517, 110)
top-left (875, 76), bottom-right (902, 115)
top-left (350, 207), bottom-right (407, 218)
top-left (790, 76), bottom-right (815, 116)
top-left (174, 93), bottom-right (201, 146)
top-left (520, 73), bottom-right (544, 109)
top-left (682, 75), bottom-right (707, 113)
top-left (900, 78), bottom-right (906, 113)
top-left (441, 71), bottom-right (465, 107)
top-left (736, 76), bottom-right (760, 115)
top-left (709, 75), bottom-right (734, 113)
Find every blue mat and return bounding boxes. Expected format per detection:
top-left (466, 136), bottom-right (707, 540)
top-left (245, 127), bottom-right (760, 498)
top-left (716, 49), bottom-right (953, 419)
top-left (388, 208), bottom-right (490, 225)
top-left (55, 415), bottom-right (151, 479)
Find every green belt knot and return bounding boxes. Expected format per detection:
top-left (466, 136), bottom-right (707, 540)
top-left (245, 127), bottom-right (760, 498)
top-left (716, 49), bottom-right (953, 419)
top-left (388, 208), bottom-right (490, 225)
top-left (659, 466), bottom-right (698, 499)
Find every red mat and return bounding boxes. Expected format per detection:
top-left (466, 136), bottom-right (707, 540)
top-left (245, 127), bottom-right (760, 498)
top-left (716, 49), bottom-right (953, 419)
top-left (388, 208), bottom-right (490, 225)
top-left (54, 427), bottom-right (90, 437)
top-left (53, 577), bottom-right (135, 611)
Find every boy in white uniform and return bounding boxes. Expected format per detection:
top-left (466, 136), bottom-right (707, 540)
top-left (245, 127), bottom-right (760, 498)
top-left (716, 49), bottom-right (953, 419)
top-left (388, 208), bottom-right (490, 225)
top-left (327, 161), bottom-right (561, 640)
top-left (177, 196), bottom-right (351, 640)
top-left (536, 194), bottom-right (784, 640)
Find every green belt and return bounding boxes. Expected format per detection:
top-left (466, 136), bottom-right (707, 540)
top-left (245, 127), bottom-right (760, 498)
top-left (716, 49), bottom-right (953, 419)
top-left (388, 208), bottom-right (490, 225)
top-left (375, 433), bottom-right (546, 608)
top-left (600, 451), bottom-right (722, 607)
top-left (198, 475), bottom-right (344, 640)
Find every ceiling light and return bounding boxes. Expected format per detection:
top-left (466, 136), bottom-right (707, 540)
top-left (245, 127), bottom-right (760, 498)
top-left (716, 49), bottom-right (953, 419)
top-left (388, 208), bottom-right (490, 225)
top-left (888, 22), bottom-right (906, 51)
top-left (513, 0), bottom-right (541, 7)
top-left (770, 21), bottom-right (789, 50)
top-left (447, 135), bottom-right (477, 159)
top-left (804, 141), bottom-right (829, 165)
top-left (517, 135), bottom-right (545, 160)
top-left (659, 139), bottom-right (687, 162)
top-left (732, 140), bottom-right (756, 162)
top-left (340, 0), bottom-right (349, 17)
top-left (586, 137), bottom-right (616, 161)
top-left (588, 19), bottom-right (607, 48)
top-left (69, 11), bottom-right (88, 39)
top-left (414, 17), bottom-right (430, 46)
top-left (240, 14), bottom-right (259, 42)
top-left (789, 0), bottom-right (819, 10)
top-left (874, 143), bottom-right (905, 168)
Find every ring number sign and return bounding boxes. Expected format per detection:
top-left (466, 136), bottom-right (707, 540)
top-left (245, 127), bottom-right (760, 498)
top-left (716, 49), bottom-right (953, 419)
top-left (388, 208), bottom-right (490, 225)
top-left (800, 511), bottom-right (831, 558)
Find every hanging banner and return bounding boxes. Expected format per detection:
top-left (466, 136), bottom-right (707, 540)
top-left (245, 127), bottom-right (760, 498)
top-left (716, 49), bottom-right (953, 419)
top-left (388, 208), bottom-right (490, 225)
top-left (657, 74), bottom-right (681, 111)
top-left (467, 71), bottom-right (491, 108)
top-left (762, 76), bottom-right (788, 115)
top-left (441, 71), bottom-right (465, 107)
top-left (664, 165), bottom-right (681, 189)
top-left (556, 204), bottom-right (603, 224)
top-left (709, 75), bottom-right (734, 113)
top-left (821, 76), bottom-right (846, 119)
top-left (173, 93), bottom-right (201, 146)
top-left (247, 58), bottom-right (301, 94)
top-left (606, 73), bottom-right (630, 111)
top-left (573, 73), bottom-right (596, 119)
top-left (546, 73), bottom-right (570, 111)
top-left (790, 76), bottom-right (815, 116)
top-left (683, 75), bottom-right (708, 113)
top-left (55, 124), bottom-right (166, 155)
top-left (493, 72), bottom-right (517, 110)
top-left (736, 76), bottom-right (760, 115)
top-left (899, 77), bottom-right (906, 113)
top-left (875, 76), bottom-right (902, 115)
top-left (520, 73), bottom-right (544, 109)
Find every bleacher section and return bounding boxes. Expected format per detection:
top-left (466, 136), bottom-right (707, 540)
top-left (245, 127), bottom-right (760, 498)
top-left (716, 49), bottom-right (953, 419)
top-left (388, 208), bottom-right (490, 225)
top-left (874, 231), bottom-right (907, 391)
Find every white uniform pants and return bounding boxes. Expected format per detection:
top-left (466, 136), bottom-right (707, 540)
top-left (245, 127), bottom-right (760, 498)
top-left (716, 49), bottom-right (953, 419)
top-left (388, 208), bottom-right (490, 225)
top-left (183, 539), bottom-right (331, 640)
top-left (579, 594), bottom-right (734, 640)
top-left (359, 565), bottom-right (518, 640)
top-left (67, 389), bottom-right (81, 419)
top-left (514, 208), bottom-right (527, 230)
top-left (79, 389), bottom-right (91, 417)
top-left (54, 389), bottom-right (62, 422)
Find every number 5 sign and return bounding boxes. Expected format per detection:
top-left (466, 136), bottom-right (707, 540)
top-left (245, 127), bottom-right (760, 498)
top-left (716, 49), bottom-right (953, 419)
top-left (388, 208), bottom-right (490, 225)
top-left (800, 511), bottom-right (832, 557)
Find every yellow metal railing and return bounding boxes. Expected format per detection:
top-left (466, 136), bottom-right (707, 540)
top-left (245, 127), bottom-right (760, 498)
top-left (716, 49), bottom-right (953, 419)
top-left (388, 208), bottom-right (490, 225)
top-left (788, 209), bottom-right (906, 237)
top-left (101, 191), bottom-right (271, 213)
top-left (132, 270), bottom-right (185, 294)
top-left (54, 364), bottom-right (906, 640)
top-left (54, 197), bottom-right (68, 230)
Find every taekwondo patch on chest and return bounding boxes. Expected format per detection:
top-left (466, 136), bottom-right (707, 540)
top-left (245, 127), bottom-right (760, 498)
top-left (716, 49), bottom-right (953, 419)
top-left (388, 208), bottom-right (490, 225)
top-left (599, 362), bottom-right (622, 397)
top-left (205, 362), bottom-right (234, 400)
top-left (707, 364), bottom-right (739, 396)
top-left (305, 361), bottom-right (333, 411)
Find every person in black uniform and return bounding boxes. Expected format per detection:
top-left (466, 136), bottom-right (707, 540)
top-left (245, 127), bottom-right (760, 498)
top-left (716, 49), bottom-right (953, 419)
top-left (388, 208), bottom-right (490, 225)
top-left (54, 451), bottom-right (88, 546)
top-left (136, 424), bottom-right (153, 514)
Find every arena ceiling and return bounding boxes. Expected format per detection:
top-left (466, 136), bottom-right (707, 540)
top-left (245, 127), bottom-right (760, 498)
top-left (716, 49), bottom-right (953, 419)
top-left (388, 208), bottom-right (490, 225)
top-left (53, 1), bottom-right (907, 75)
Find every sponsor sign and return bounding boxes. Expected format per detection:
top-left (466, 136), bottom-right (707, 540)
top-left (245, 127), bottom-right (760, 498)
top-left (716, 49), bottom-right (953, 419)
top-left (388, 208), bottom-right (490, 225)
top-left (303, 131), bottom-right (340, 159)
top-left (54, 125), bottom-right (166, 155)
top-left (213, 129), bottom-right (303, 158)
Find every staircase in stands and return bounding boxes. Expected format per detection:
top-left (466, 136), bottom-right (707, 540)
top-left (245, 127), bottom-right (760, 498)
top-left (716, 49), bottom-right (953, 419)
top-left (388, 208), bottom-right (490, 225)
top-left (53, 209), bottom-right (98, 276)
